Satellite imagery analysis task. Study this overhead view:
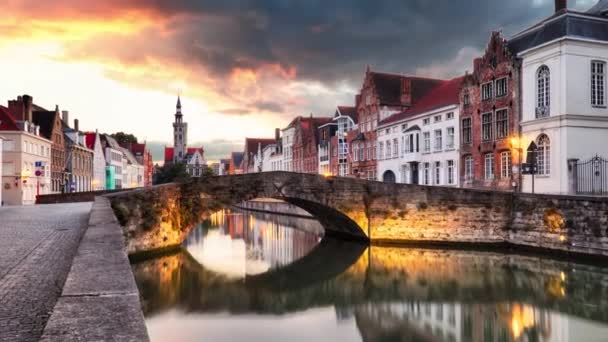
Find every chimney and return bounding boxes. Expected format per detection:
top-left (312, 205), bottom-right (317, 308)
top-left (62, 110), bottom-right (69, 126)
top-left (555, 0), bottom-right (567, 12)
top-left (74, 118), bottom-right (79, 132)
top-left (400, 78), bottom-right (412, 106)
top-left (23, 95), bottom-right (33, 123)
top-left (275, 128), bottom-right (280, 141)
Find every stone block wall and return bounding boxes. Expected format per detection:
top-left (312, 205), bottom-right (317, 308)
top-left (106, 172), bottom-right (608, 258)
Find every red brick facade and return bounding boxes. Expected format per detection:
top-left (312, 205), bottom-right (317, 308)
top-left (460, 32), bottom-right (521, 191)
top-left (349, 68), bottom-right (443, 180)
top-left (292, 116), bottom-right (331, 174)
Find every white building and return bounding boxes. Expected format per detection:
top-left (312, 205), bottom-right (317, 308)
top-left (282, 125), bottom-right (295, 172)
top-left (0, 107), bottom-right (52, 205)
top-left (509, 2), bottom-right (608, 195)
top-left (184, 148), bottom-right (207, 177)
top-left (103, 135), bottom-right (124, 189)
top-left (377, 77), bottom-right (463, 186)
top-left (84, 131), bottom-right (106, 191)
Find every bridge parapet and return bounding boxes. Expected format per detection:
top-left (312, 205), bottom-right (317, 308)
top-left (107, 172), bottom-right (608, 258)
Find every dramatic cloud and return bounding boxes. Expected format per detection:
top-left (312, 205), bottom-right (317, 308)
top-left (0, 0), bottom-right (600, 153)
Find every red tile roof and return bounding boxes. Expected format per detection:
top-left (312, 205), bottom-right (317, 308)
top-left (244, 138), bottom-right (276, 155)
top-left (83, 132), bottom-right (96, 150)
top-left (370, 72), bottom-right (444, 106)
top-left (0, 106), bottom-right (19, 130)
top-left (379, 75), bottom-right (465, 127)
top-left (164, 146), bottom-right (204, 162)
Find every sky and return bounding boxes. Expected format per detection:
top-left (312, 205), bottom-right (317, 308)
top-left (0, 0), bottom-right (598, 162)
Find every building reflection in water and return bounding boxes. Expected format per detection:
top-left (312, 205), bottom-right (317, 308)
top-left (184, 208), bottom-right (322, 279)
top-left (132, 208), bottom-right (608, 342)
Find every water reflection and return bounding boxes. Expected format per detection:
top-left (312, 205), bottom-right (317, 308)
top-left (132, 208), bottom-right (608, 342)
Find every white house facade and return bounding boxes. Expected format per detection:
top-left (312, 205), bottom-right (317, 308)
top-left (376, 77), bottom-right (463, 186)
top-left (334, 106), bottom-right (358, 177)
top-left (281, 126), bottom-right (295, 172)
top-left (509, 7), bottom-right (608, 194)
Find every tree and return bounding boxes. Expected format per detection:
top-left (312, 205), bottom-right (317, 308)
top-left (111, 132), bottom-right (138, 145)
top-left (153, 163), bottom-right (191, 185)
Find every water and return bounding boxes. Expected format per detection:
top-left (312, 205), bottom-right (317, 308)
top-left (132, 208), bottom-right (608, 342)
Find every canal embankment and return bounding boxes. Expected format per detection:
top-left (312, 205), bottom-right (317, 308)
top-left (40, 197), bottom-right (150, 341)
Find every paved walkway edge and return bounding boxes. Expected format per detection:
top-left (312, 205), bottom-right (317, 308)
top-left (40, 197), bottom-right (150, 341)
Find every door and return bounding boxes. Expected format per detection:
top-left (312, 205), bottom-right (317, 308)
top-left (411, 162), bottom-right (419, 185)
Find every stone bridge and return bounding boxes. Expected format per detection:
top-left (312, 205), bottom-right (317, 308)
top-left (107, 171), bottom-right (608, 257)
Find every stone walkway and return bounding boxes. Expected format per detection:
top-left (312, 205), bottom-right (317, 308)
top-left (0, 203), bottom-right (92, 342)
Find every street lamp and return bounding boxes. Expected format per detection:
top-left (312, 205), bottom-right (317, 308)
top-left (510, 136), bottom-right (523, 192)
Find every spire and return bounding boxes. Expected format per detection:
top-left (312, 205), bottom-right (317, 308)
top-left (176, 95), bottom-right (182, 116)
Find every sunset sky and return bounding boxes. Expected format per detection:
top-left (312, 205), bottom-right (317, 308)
top-left (0, 0), bottom-right (597, 161)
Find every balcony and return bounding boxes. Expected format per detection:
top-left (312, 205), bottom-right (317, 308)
top-left (535, 106), bottom-right (550, 119)
top-left (402, 151), bottom-right (421, 163)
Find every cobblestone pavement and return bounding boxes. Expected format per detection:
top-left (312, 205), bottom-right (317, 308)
top-left (0, 203), bottom-right (92, 342)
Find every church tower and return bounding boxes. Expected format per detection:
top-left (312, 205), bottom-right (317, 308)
top-left (172, 96), bottom-right (188, 163)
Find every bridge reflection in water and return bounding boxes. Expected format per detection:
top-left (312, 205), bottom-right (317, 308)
top-left (132, 208), bottom-right (608, 342)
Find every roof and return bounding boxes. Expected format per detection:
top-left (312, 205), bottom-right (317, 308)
top-left (129, 143), bottom-right (146, 155)
top-left (245, 138), bottom-right (276, 154)
top-left (32, 110), bottom-right (57, 139)
top-left (231, 152), bottom-right (244, 168)
top-left (164, 146), bottom-right (204, 162)
top-left (379, 76), bottom-right (464, 127)
top-left (0, 106), bottom-right (19, 131)
top-left (121, 147), bottom-right (140, 165)
top-left (104, 134), bottom-right (122, 150)
top-left (369, 72), bottom-right (444, 106)
top-left (84, 132), bottom-right (97, 149)
top-left (509, 10), bottom-right (608, 55)
top-left (336, 106), bottom-right (358, 123)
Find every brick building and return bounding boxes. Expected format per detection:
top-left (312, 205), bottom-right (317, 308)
top-left (289, 116), bottom-right (331, 174)
top-left (460, 32), bottom-right (521, 191)
top-left (349, 67), bottom-right (444, 180)
top-left (242, 137), bottom-right (276, 173)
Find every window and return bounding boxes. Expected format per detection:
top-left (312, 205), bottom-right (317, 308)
top-left (359, 143), bottom-right (365, 161)
top-left (434, 115), bottom-right (442, 123)
top-left (462, 118), bottom-right (472, 144)
top-left (446, 127), bottom-right (455, 149)
top-left (463, 91), bottom-right (470, 107)
top-left (501, 151), bottom-right (512, 178)
top-left (537, 65), bottom-right (550, 117)
top-left (393, 138), bottom-right (399, 157)
top-left (537, 134), bottom-right (550, 175)
top-left (367, 142), bottom-right (372, 161)
top-left (423, 118), bottom-right (430, 125)
top-left (434, 161), bottom-right (441, 185)
top-left (434, 129), bottom-right (442, 151)
top-left (405, 135), bottom-right (411, 153)
top-left (482, 82), bottom-right (493, 101)
top-left (423, 132), bottom-right (431, 152)
top-left (353, 144), bottom-right (359, 161)
top-left (3, 140), bottom-right (15, 151)
top-left (447, 160), bottom-right (455, 185)
top-left (2, 162), bottom-right (14, 176)
top-left (592, 61), bottom-right (606, 107)
top-left (386, 140), bottom-right (391, 159)
top-left (495, 109), bottom-right (509, 139)
top-left (423, 162), bottom-right (430, 185)
top-left (379, 142), bottom-right (384, 160)
top-left (401, 123), bottom-right (408, 131)
top-left (496, 77), bottom-right (508, 97)
top-left (481, 113), bottom-right (493, 141)
top-left (484, 153), bottom-right (495, 180)
top-left (446, 112), bottom-right (454, 120)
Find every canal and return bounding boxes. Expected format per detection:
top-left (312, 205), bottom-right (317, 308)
top-left (131, 207), bottom-right (608, 342)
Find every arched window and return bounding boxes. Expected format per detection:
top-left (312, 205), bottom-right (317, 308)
top-left (537, 66), bottom-right (550, 117)
top-left (537, 134), bottom-right (550, 175)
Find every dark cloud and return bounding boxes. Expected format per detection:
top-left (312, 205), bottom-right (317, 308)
top-left (218, 108), bottom-right (252, 115)
top-left (252, 100), bottom-right (284, 113)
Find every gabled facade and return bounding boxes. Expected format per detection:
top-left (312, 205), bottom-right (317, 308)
top-left (349, 67), bottom-right (444, 180)
top-left (63, 118), bottom-right (94, 192)
top-left (317, 122), bottom-right (337, 176)
top-left (102, 134), bottom-right (124, 189)
top-left (291, 116), bottom-right (332, 174)
top-left (460, 32), bottom-right (521, 191)
top-left (184, 148), bottom-right (207, 177)
top-left (229, 152), bottom-right (244, 175)
top-left (243, 137), bottom-right (276, 173)
top-left (23, 101), bottom-right (66, 193)
top-left (84, 131), bottom-right (107, 191)
top-left (332, 106), bottom-right (358, 177)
